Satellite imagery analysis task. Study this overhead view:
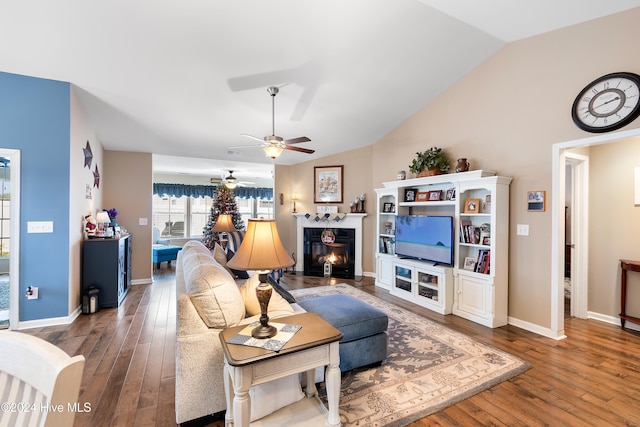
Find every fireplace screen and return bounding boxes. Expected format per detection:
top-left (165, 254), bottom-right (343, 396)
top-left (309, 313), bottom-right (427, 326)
top-left (303, 228), bottom-right (355, 279)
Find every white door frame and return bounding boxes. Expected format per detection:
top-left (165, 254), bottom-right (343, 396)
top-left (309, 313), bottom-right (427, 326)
top-left (565, 152), bottom-right (588, 319)
top-left (0, 149), bottom-right (21, 329)
top-left (551, 127), bottom-right (640, 338)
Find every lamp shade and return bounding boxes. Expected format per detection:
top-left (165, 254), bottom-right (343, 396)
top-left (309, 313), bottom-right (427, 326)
top-left (227, 219), bottom-right (294, 271)
top-left (211, 214), bottom-right (237, 233)
top-left (96, 212), bottom-right (110, 224)
top-left (263, 145), bottom-right (283, 159)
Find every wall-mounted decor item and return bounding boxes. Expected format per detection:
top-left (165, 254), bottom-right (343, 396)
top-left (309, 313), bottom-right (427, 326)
top-left (93, 165), bottom-right (100, 189)
top-left (314, 165), bottom-right (343, 203)
top-left (83, 141), bottom-right (93, 168)
top-left (527, 191), bottom-right (545, 212)
top-left (464, 198), bottom-right (480, 214)
top-left (571, 72), bottom-right (640, 133)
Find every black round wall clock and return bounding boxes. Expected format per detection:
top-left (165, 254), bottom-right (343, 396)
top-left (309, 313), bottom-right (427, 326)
top-left (571, 72), bottom-right (640, 133)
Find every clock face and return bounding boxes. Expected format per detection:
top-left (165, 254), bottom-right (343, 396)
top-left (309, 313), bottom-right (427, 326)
top-left (572, 72), bottom-right (640, 133)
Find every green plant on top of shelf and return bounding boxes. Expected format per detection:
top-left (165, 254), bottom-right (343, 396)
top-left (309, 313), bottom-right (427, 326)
top-left (408, 147), bottom-right (450, 176)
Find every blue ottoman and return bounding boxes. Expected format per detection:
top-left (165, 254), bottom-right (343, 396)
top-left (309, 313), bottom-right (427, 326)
top-left (152, 244), bottom-right (182, 268)
top-left (298, 294), bottom-right (388, 372)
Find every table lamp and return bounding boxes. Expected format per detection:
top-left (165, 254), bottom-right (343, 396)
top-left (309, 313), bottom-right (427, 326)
top-left (227, 219), bottom-right (294, 338)
top-left (211, 213), bottom-right (237, 249)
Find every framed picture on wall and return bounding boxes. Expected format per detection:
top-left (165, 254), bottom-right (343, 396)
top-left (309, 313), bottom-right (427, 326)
top-left (314, 165), bottom-right (343, 203)
top-left (527, 191), bottom-right (545, 212)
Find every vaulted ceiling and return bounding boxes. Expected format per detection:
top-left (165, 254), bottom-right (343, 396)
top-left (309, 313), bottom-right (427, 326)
top-left (1, 0), bottom-right (639, 182)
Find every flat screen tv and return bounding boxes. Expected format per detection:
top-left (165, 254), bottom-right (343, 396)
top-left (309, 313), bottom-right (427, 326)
top-left (395, 215), bottom-right (454, 266)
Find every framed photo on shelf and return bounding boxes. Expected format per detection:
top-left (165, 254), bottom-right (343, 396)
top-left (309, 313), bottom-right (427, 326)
top-left (416, 191), bottom-right (429, 202)
top-left (428, 190), bottom-right (442, 201)
top-left (445, 188), bottom-right (456, 201)
top-left (314, 165), bottom-right (343, 203)
top-left (404, 188), bottom-right (418, 202)
top-left (464, 198), bottom-right (480, 213)
top-left (463, 257), bottom-right (477, 271)
top-left (527, 190), bottom-right (545, 212)
top-left (382, 202), bottom-right (394, 213)
top-left (481, 233), bottom-right (491, 246)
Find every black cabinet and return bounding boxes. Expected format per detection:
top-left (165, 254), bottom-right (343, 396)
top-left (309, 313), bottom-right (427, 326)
top-left (82, 234), bottom-right (132, 308)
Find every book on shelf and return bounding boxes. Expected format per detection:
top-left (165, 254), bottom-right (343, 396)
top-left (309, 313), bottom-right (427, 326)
top-left (475, 250), bottom-right (490, 274)
top-left (460, 221), bottom-right (491, 245)
top-left (379, 237), bottom-right (395, 255)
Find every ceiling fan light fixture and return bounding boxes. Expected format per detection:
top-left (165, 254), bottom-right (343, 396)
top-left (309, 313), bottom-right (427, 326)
top-left (263, 145), bottom-right (283, 159)
top-left (224, 171), bottom-right (239, 189)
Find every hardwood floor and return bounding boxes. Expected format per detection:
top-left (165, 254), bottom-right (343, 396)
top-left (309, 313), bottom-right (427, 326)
top-left (22, 268), bottom-right (640, 426)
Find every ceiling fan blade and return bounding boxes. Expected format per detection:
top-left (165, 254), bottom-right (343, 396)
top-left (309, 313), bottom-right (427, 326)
top-left (241, 134), bottom-right (266, 143)
top-left (227, 144), bottom-right (263, 149)
top-left (283, 136), bottom-right (311, 145)
top-left (285, 145), bottom-right (315, 154)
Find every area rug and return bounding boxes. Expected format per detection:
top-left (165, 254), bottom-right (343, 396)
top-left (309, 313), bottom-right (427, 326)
top-left (289, 284), bottom-right (530, 427)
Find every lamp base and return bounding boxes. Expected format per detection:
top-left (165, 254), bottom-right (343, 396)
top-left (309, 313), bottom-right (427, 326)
top-left (251, 274), bottom-right (277, 339)
top-left (251, 324), bottom-right (277, 339)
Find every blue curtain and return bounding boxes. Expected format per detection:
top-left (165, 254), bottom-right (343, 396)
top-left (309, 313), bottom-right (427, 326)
top-left (153, 183), bottom-right (273, 200)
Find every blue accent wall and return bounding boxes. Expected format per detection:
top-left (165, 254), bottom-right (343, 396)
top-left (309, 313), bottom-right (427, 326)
top-left (0, 72), bottom-right (71, 321)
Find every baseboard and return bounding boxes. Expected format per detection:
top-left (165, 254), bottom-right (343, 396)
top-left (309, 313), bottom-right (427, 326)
top-left (14, 305), bottom-right (81, 330)
top-left (132, 278), bottom-right (153, 285)
top-left (509, 311), bottom-right (635, 339)
top-left (508, 316), bottom-right (567, 340)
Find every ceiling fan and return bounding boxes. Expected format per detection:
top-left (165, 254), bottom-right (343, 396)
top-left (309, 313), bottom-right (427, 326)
top-left (210, 171), bottom-right (254, 189)
top-left (231, 86), bottom-right (315, 159)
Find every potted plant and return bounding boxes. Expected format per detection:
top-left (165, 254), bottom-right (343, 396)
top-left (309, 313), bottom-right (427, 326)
top-left (408, 147), bottom-right (450, 177)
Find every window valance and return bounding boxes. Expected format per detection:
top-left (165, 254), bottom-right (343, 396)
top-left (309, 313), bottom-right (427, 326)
top-left (153, 183), bottom-right (273, 200)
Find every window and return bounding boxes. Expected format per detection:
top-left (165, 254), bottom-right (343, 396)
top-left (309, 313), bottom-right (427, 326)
top-left (153, 196), bottom-right (186, 237)
top-left (152, 194), bottom-right (273, 238)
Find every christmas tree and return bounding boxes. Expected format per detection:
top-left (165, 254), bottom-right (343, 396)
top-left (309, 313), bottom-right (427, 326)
top-left (202, 185), bottom-right (245, 250)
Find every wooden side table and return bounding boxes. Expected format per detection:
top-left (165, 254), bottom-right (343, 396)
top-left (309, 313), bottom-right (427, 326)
top-left (219, 312), bottom-right (343, 427)
top-left (620, 259), bottom-right (640, 328)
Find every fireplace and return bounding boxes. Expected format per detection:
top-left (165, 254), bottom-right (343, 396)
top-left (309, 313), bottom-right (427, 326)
top-left (294, 213), bottom-right (366, 278)
top-left (304, 228), bottom-right (355, 279)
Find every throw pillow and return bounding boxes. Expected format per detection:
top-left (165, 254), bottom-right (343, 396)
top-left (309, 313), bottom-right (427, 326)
top-left (239, 274), bottom-right (294, 316)
top-left (267, 276), bottom-right (297, 304)
top-left (225, 249), bottom-right (250, 279)
top-left (249, 374), bottom-right (304, 422)
top-left (183, 251), bottom-right (245, 328)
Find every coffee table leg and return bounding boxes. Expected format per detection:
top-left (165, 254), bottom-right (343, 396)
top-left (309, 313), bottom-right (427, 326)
top-left (325, 341), bottom-right (341, 427)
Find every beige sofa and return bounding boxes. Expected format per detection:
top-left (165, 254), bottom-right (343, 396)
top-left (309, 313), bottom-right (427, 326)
top-left (175, 240), bottom-right (306, 424)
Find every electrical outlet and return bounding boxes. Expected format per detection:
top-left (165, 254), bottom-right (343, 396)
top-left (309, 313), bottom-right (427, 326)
top-left (516, 224), bottom-right (529, 236)
top-left (27, 286), bottom-right (38, 300)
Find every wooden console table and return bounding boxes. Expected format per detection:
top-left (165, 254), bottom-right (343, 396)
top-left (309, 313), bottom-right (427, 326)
top-left (619, 259), bottom-right (640, 328)
top-left (220, 312), bottom-right (342, 427)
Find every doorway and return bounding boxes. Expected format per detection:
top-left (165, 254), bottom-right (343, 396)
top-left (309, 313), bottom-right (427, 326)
top-left (0, 149), bottom-right (20, 330)
top-left (552, 127), bottom-right (640, 338)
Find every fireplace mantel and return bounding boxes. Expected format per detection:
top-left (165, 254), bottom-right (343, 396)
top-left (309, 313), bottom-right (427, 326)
top-left (292, 213), bottom-right (366, 277)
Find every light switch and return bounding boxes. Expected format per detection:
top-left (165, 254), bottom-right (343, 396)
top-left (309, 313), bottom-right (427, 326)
top-left (516, 224), bottom-right (529, 236)
top-left (27, 221), bottom-right (54, 233)
top-left (139, 218), bottom-right (148, 226)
